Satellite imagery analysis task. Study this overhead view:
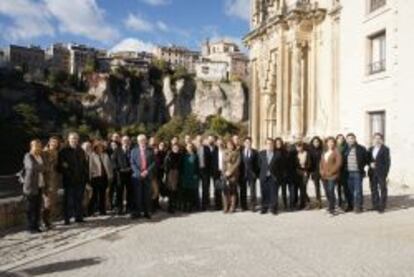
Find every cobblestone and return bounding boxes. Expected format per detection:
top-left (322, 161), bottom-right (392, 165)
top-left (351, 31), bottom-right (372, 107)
top-left (1, 185), bottom-right (414, 277)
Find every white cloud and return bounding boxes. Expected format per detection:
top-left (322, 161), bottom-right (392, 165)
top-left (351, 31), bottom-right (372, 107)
top-left (224, 0), bottom-right (250, 22)
top-left (110, 38), bottom-right (155, 53)
top-left (156, 21), bottom-right (169, 32)
top-left (0, 0), bottom-right (55, 41)
top-left (139, 0), bottom-right (170, 6)
top-left (125, 15), bottom-right (184, 36)
top-left (44, 0), bottom-right (119, 42)
top-left (125, 14), bottom-right (155, 33)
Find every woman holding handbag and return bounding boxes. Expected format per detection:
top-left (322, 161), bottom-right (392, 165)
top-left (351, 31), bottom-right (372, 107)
top-left (23, 139), bottom-right (46, 233)
top-left (222, 140), bottom-right (241, 213)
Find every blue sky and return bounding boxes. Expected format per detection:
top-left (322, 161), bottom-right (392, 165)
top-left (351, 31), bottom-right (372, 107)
top-left (0, 0), bottom-right (250, 52)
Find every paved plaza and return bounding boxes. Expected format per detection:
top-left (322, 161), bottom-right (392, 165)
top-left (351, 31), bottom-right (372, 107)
top-left (1, 185), bottom-right (414, 277)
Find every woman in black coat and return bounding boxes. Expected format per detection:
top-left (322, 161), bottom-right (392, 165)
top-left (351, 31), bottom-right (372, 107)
top-left (274, 138), bottom-right (288, 210)
top-left (164, 143), bottom-right (182, 213)
top-left (309, 136), bottom-right (324, 209)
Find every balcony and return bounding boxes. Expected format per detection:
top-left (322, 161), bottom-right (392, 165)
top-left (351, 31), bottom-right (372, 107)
top-left (285, 0), bottom-right (312, 14)
top-left (368, 59), bottom-right (386, 74)
top-left (370, 0), bottom-right (386, 13)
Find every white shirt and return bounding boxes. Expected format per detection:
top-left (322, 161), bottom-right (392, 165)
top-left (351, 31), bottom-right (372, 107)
top-left (218, 149), bottom-right (224, 172)
top-left (197, 146), bottom-right (205, 168)
top-left (324, 150), bottom-right (333, 162)
top-left (244, 148), bottom-right (251, 159)
top-left (372, 145), bottom-right (381, 160)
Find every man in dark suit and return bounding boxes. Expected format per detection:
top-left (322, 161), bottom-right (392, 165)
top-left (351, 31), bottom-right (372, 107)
top-left (241, 137), bottom-right (259, 211)
top-left (259, 138), bottom-right (283, 214)
top-left (113, 135), bottom-right (133, 215)
top-left (205, 135), bottom-right (222, 210)
top-left (130, 134), bottom-right (155, 219)
top-left (368, 133), bottom-right (391, 213)
top-left (58, 132), bottom-right (89, 225)
top-left (195, 135), bottom-right (211, 211)
top-left (343, 133), bottom-right (368, 213)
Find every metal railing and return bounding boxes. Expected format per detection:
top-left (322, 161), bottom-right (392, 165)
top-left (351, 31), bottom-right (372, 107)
top-left (285, 0), bottom-right (312, 14)
top-left (368, 60), bottom-right (386, 75)
top-left (0, 175), bottom-right (21, 199)
top-left (370, 0), bottom-right (386, 13)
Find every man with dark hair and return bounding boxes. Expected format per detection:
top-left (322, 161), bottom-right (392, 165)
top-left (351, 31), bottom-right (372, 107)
top-left (343, 133), bottom-right (368, 213)
top-left (368, 133), bottom-right (391, 213)
top-left (113, 135), bottom-right (133, 215)
top-left (195, 135), bottom-right (211, 211)
top-left (206, 135), bottom-right (221, 210)
top-left (241, 137), bottom-right (259, 211)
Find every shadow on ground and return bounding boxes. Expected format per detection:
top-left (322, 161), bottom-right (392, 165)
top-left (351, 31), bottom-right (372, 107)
top-left (3, 257), bottom-right (102, 276)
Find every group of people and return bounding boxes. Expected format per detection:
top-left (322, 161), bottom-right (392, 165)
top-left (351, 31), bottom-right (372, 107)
top-left (21, 131), bottom-right (391, 234)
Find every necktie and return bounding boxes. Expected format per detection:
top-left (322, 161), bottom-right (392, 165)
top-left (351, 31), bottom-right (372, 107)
top-left (140, 148), bottom-right (147, 171)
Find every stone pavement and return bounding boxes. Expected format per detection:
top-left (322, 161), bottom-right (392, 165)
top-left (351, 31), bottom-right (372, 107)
top-left (1, 186), bottom-right (414, 277)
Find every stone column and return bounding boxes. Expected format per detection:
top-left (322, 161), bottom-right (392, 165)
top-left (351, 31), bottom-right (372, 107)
top-left (282, 46), bottom-right (290, 138)
top-left (290, 42), bottom-right (303, 139)
top-left (276, 37), bottom-right (284, 135)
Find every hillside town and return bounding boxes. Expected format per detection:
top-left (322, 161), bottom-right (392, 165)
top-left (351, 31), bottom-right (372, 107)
top-left (0, 39), bottom-right (249, 83)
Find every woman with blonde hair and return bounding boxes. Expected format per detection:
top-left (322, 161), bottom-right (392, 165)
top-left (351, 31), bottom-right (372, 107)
top-left (222, 139), bottom-right (241, 213)
top-left (88, 140), bottom-right (113, 216)
top-left (23, 139), bottom-right (46, 233)
top-left (42, 136), bottom-right (61, 228)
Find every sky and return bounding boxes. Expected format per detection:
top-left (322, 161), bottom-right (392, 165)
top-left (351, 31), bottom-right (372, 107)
top-left (0, 0), bottom-right (250, 52)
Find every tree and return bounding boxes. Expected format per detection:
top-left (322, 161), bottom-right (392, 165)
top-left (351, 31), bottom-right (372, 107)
top-left (13, 104), bottom-right (41, 136)
top-left (121, 123), bottom-right (147, 138)
top-left (172, 65), bottom-right (189, 81)
top-left (206, 115), bottom-right (237, 137)
top-left (156, 116), bottom-right (184, 142)
top-left (47, 70), bottom-right (68, 88)
top-left (182, 114), bottom-right (205, 137)
top-left (84, 56), bottom-right (97, 75)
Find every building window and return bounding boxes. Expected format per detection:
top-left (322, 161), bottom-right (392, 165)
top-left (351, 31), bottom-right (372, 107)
top-left (368, 111), bottom-right (386, 140)
top-left (368, 31), bottom-right (386, 74)
top-left (369, 0), bottom-right (386, 13)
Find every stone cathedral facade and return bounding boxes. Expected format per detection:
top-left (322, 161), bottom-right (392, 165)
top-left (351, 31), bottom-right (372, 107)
top-left (245, 0), bottom-right (414, 185)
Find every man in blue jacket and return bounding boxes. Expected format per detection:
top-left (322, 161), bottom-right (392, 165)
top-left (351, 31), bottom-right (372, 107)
top-left (130, 134), bottom-right (155, 219)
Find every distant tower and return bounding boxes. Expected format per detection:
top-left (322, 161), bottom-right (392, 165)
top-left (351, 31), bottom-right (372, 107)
top-left (201, 38), bottom-right (210, 57)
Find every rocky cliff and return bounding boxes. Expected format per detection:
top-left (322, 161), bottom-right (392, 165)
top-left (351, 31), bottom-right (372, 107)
top-left (83, 73), bottom-right (248, 126)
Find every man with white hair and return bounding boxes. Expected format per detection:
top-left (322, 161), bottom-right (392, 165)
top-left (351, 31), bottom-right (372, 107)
top-left (58, 132), bottom-right (89, 225)
top-left (130, 134), bottom-right (155, 219)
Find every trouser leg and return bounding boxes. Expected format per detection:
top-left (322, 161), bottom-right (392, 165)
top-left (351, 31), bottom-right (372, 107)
top-left (379, 176), bottom-right (388, 211)
top-left (249, 178), bottom-right (257, 210)
top-left (239, 178), bottom-right (248, 210)
top-left (370, 175), bottom-right (380, 210)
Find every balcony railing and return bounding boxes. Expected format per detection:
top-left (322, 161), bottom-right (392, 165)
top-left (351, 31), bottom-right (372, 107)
top-left (368, 60), bottom-right (386, 74)
top-left (370, 0), bottom-right (386, 12)
top-left (285, 0), bottom-right (312, 14)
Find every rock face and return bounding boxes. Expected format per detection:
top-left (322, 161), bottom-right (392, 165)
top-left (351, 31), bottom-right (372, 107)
top-left (83, 74), bottom-right (167, 125)
top-left (83, 73), bottom-right (248, 126)
top-left (192, 80), bottom-right (247, 122)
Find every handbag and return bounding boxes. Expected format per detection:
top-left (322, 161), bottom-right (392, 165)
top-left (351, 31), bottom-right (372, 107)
top-left (214, 175), bottom-right (229, 191)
